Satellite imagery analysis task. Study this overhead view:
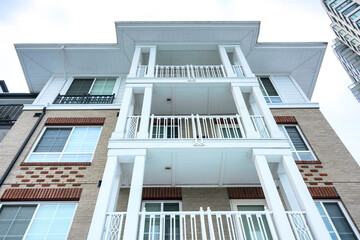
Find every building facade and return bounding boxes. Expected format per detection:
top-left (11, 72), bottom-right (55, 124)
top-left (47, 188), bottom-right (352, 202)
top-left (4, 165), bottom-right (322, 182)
top-left (0, 21), bottom-right (359, 239)
top-left (321, 0), bottom-right (360, 101)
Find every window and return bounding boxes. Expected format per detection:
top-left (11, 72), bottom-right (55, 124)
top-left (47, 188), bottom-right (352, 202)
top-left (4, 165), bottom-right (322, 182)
top-left (343, 4), bottom-right (359, 16)
top-left (142, 202), bottom-right (181, 240)
top-left (26, 127), bottom-right (101, 163)
top-left (278, 125), bottom-right (316, 161)
top-left (66, 78), bottom-right (116, 96)
top-left (231, 200), bottom-right (272, 240)
top-left (316, 201), bottom-right (360, 240)
top-left (0, 203), bottom-right (76, 240)
top-left (257, 77), bottom-right (282, 103)
top-left (349, 9), bottom-right (360, 20)
top-left (336, 0), bottom-right (352, 11)
top-left (330, 0), bottom-right (344, 7)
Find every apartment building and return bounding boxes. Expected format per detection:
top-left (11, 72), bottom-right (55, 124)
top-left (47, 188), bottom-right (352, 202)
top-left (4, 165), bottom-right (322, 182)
top-left (321, 0), bottom-right (360, 101)
top-left (0, 21), bottom-right (359, 240)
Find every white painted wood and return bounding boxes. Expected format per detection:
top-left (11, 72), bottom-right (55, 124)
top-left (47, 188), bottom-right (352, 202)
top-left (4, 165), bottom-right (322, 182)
top-left (137, 86), bottom-right (153, 139)
top-left (113, 87), bottom-right (134, 139)
top-left (123, 155), bottom-right (146, 240)
top-left (253, 154), bottom-right (295, 239)
top-left (113, 77), bottom-right (126, 105)
top-left (282, 155), bottom-right (332, 240)
top-left (218, 46), bottom-right (236, 77)
top-left (128, 46), bottom-right (142, 78)
top-left (87, 156), bottom-right (120, 240)
top-left (251, 86), bottom-right (284, 138)
top-left (146, 46), bottom-right (157, 77)
top-left (234, 46), bottom-right (256, 77)
top-left (277, 164), bottom-right (301, 211)
top-left (271, 76), bottom-right (306, 103)
top-left (231, 85), bottom-right (259, 138)
top-left (35, 77), bottom-right (66, 105)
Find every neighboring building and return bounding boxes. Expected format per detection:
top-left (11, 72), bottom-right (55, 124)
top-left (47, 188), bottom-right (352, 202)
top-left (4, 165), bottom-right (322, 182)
top-left (321, 0), bottom-right (360, 101)
top-left (0, 21), bottom-right (359, 240)
top-left (0, 80), bottom-right (37, 141)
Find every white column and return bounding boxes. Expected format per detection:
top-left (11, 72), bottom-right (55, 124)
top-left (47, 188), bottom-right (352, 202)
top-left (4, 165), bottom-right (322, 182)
top-left (231, 84), bottom-right (259, 138)
top-left (123, 155), bottom-right (146, 240)
top-left (282, 155), bottom-right (332, 240)
top-left (253, 154), bottom-right (295, 239)
top-left (137, 86), bottom-right (153, 139)
top-left (234, 46), bottom-right (256, 77)
top-left (277, 164), bottom-right (301, 211)
top-left (128, 46), bottom-right (142, 77)
top-left (146, 46), bottom-right (157, 77)
top-left (113, 87), bottom-right (134, 139)
top-left (218, 46), bottom-right (236, 77)
top-left (251, 86), bottom-right (284, 138)
top-left (87, 156), bottom-right (121, 239)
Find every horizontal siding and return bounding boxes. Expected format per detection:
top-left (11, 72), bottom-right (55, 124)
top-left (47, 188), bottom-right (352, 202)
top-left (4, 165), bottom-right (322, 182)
top-left (113, 77), bottom-right (125, 105)
top-left (36, 77), bottom-right (66, 105)
top-left (272, 75), bottom-right (306, 103)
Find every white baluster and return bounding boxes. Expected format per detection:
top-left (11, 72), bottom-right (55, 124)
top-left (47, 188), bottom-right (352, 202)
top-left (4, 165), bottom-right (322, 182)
top-left (207, 208), bottom-right (216, 240)
top-left (199, 207), bottom-right (207, 240)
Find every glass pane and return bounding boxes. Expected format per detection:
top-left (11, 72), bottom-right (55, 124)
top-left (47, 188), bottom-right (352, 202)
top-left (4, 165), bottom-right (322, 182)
top-left (144, 203), bottom-right (161, 212)
top-left (64, 127), bottom-right (101, 153)
top-left (237, 205), bottom-right (264, 211)
top-left (0, 206), bottom-right (19, 219)
top-left (298, 152), bottom-right (315, 161)
top-left (34, 129), bottom-right (71, 153)
top-left (164, 203), bottom-right (179, 212)
top-left (269, 97), bottom-right (282, 103)
top-left (0, 206), bottom-right (36, 239)
top-left (60, 154), bottom-right (92, 162)
top-left (90, 78), bottom-right (116, 95)
top-left (35, 205), bottom-right (57, 219)
top-left (0, 220), bottom-right (12, 235)
top-left (260, 77), bottom-right (279, 96)
top-left (284, 126), bottom-right (309, 151)
top-left (48, 219), bottom-right (72, 234)
top-left (7, 220), bottom-right (31, 235)
top-left (66, 79), bottom-right (93, 95)
top-left (54, 205), bottom-right (76, 219)
top-left (27, 154), bottom-right (61, 163)
top-left (324, 203), bottom-right (356, 239)
top-left (27, 219), bottom-right (51, 235)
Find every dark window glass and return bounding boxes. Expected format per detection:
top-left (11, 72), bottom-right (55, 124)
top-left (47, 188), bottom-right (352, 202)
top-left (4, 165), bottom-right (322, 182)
top-left (0, 205), bottom-right (37, 239)
top-left (336, 0), bottom-right (352, 11)
top-left (260, 77), bottom-right (279, 96)
top-left (285, 126), bottom-right (309, 151)
top-left (66, 79), bottom-right (93, 95)
top-left (343, 4), bottom-right (359, 16)
top-left (34, 128), bottom-right (72, 152)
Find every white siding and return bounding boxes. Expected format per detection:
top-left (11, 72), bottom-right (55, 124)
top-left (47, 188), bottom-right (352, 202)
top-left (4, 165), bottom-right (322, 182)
top-left (271, 75), bottom-right (306, 103)
top-left (113, 77), bottom-right (126, 105)
top-left (35, 77), bottom-right (66, 105)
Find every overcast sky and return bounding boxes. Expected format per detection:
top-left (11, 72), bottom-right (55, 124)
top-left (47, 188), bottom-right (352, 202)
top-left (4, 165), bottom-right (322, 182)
top-left (1, 0), bottom-right (359, 164)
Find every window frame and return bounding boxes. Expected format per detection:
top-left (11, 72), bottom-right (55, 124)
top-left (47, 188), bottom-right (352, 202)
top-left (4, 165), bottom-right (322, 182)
top-left (0, 202), bottom-right (77, 240)
top-left (25, 126), bottom-right (102, 163)
top-left (257, 76), bottom-right (283, 103)
top-left (63, 77), bottom-right (119, 96)
top-left (278, 124), bottom-right (317, 161)
top-left (315, 200), bottom-right (360, 239)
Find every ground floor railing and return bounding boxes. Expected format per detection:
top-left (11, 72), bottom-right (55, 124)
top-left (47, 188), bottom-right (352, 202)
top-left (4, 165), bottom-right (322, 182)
top-left (286, 211), bottom-right (313, 240)
top-left (103, 208), bottom-right (278, 240)
top-left (125, 114), bottom-right (270, 141)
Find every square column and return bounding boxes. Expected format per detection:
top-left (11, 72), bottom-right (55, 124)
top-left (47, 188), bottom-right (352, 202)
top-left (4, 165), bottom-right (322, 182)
top-left (251, 86), bottom-right (284, 138)
top-left (137, 85), bottom-right (153, 139)
top-left (231, 84), bottom-right (259, 138)
top-left (277, 164), bottom-right (301, 211)
top-left (234, 46), bottom-right (256, 77)
top-left (113, 87), bottom-right (134, 139)
top-left (253, 154), bottom-right (295, 239)
top-left (128, 46), bottom-right (142, 77)
top-left (87, 156), bottom-right (121, 239)
top-left (123, 155), bottom-right (146, 240)
top-left (218, 46), bottom-right (236, 77)
top-left (146, 46), bottom-right (157, 77)
top-left (282, 155), bottom-right (332, 240)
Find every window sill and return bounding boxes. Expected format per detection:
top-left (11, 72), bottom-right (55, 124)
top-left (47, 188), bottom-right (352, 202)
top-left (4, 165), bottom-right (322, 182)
top-left (20, 162), bottom-right (92, 166)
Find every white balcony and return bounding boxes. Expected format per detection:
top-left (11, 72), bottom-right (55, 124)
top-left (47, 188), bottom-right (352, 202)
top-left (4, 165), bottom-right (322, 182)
top-left (103, 209), bottom-right (313, 240)
top-left (124, 114), bottom-right (269, 141)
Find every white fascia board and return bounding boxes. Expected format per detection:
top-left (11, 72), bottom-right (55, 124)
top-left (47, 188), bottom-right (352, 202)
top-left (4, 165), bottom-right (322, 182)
top-left (108, 139), bottom-right (290, 150)
top-left (126, 78), bottom-right (258, 85)
top-left (23, 104), bottom-right (121, 110)
top-left (268, 103), bottom-right (320, 109)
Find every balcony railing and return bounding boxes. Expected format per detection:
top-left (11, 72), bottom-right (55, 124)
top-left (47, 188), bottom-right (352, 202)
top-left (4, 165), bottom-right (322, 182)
top-left (103, 208), bottom-right (279, 240)
top-left (349, 81), bottom-right (360, 102)
top-left (53, 94), bottom-right (115, 104)
top-left (287, 211), bottom-right (313, 240)
top-left (125, 114), bottom-right (270, 141)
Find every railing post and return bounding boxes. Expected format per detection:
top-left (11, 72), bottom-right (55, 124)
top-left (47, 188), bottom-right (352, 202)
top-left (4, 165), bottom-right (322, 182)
top-left (199, 207), bottom-right (208, 240)
top-left (207, 207), bottom-right (216, 240)
top-left (138, 207), bottom-right (146, 240)
top-left (236, 114), bottom-right (246, 138)
top-left (190, 65), bottom-right (195, 80)
top-left (191, 114), bottom-right (198, 145)
top-left (149, 114), bottom-right (154, 139)
top-left (155, 64), bottom-right (159, 77)
top-left (196, 114), bottom-right (203, 145)
top-left (264, 207), bottom-right (279, 240)
top-left (220, 65), bottom-right (226, 77)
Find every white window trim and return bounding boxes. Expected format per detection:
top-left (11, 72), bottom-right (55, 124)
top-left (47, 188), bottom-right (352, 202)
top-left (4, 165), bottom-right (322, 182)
top-left (25, 126), bottom-right (102, 163)
top-left (230, 199), bottom-right (268, 211)
top-left (63, 77), bottom-right (119, 96)
top-left (315, 200), bottom-right (360, 239)
top-left (0, 202), bottom-right (77, 240)
top-left (257, 76), bottom-right (283, 103)
top-left (141, 200), bottom-right (182, 212)
top-left (278, 124), bottom-right (317, 161)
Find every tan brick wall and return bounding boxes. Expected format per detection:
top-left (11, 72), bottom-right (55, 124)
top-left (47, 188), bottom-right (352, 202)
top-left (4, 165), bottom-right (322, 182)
top-left (0, 109), bottom-right (118, 240)
top-left (271, 108), bottom-right (360, 230)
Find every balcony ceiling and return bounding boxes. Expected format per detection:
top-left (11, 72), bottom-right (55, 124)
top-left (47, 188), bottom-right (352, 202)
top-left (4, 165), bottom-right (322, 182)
top-left (16, 21), bottom-right (326, 98)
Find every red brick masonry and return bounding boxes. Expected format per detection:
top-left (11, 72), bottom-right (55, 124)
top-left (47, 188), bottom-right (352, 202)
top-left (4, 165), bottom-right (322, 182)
top-left (142, 187), bottom-right (182, 200)
top-left (45, 117), bottom-right (105, 126)
top-left (273, 116), bottom-right (297, 124)
top-left (1, 188), bottom-right (82, 201)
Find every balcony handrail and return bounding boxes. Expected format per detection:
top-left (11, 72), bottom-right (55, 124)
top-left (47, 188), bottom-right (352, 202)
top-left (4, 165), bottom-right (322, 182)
top-left (151, 64), bottom-right (227, 79)
top-left (53, 93), bottom-right (115, 104)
